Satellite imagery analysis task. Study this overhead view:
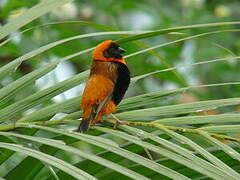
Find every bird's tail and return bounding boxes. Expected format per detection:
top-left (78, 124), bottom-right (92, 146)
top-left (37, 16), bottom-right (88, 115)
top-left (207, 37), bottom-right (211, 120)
top-left (78, 103), bottom-right (103, 133)
top-left (78, 119), bottom-right (90, 133)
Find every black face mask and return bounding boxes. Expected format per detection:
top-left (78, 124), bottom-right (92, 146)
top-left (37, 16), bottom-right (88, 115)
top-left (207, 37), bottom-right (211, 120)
top-left (103, 43), bottom-right (126, 59)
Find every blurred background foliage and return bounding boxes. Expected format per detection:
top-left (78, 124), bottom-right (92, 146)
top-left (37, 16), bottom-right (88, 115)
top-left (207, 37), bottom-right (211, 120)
top-left (1, 0), bottom-right (240, 179)
top-left (1, 0), bottom-right (240, 106)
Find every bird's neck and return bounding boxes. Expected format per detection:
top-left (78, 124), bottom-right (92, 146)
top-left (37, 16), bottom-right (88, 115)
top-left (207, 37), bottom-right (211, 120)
top-left (93, 58), bottom-right (126, 65)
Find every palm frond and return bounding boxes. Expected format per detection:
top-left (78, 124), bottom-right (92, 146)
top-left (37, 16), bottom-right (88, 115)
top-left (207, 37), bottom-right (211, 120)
top-left (0, 1), bottom-right (240, 179)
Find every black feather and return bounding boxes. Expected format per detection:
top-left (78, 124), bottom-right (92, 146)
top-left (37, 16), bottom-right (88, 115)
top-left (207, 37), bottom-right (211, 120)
top-left (112, 62), bottom-right (130, 105)
top-left (103, 43), bottom-right (125, 59)
top-left (78, 104), bottom-right (99, 133)
top-left (78, 119), bottom-right (90, 133)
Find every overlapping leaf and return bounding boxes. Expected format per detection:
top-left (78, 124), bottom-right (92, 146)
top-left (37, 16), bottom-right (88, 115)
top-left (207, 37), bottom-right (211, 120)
top-left (1, 9), bottom-right (240, 179)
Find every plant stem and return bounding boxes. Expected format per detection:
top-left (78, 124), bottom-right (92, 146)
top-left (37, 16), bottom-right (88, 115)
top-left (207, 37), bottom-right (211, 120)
top-left (125, 121), bottom-right (240, 143)
top-left (0, 119), bottom-right (78, 131)
top-left (0, 118), bottom-right (239, 143)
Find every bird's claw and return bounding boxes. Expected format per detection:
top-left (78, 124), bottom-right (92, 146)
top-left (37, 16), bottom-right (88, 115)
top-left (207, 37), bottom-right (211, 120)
top-left (114, 120), bottom-right (129, 129)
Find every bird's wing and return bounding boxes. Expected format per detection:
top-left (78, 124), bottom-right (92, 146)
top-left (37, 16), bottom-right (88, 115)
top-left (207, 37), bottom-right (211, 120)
top-left (89, 93), bottom-right (113, 122)
top-left (111, 62), bottom-right (130, 105)
top-left (95, 93), bottom-right (113, 116)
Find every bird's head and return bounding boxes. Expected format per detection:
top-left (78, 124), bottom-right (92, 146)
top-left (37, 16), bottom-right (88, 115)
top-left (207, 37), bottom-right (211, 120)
top-left (92, 40), bottom-right (127, 64)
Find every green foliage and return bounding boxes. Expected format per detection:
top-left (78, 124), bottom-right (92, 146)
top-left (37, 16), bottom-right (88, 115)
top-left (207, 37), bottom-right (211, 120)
top-left (0, 0), bottom-right (240, 180)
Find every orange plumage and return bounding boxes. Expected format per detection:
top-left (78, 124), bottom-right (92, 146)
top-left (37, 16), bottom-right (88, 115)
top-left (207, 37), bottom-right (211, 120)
top-left (78, 40), bottom-right (130, 133)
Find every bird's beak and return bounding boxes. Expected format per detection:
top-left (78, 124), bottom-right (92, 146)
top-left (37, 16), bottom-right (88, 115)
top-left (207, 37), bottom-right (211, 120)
top-left (118, 47), bottom-right (127, 54)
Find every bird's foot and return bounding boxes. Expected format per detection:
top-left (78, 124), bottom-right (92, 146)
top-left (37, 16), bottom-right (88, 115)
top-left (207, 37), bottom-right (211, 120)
top-left (114, 120), bottom-right (129, 129)
top-left (109, 113), bottom-right (129, 129)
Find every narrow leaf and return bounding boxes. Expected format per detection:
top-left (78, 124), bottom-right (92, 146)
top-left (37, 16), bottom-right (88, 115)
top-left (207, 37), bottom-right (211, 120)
top-left (0, 71), bottom-right (89, 123)
top-left (0, 0), bottom-right (74, 40)
top-left (154, 114), bottom-right (240, 126)
top-left (0, 31), bottom-right (141, 80)
top-left (154, 126), bottom-right (240, 179)
top-left (96, 127), bottom-right (224, 180)
top-left (115, 98), bottom-right (240, 120)
top-left (0, 132), bottom-right (149, 180)
top-left (0, 143), bottom-right (97, 180)
top-left (200, 125), bottom-right (240, 134)
top-left (116, 126), bottom-right (240, 178)
top-left (117, 22), bottom-right (240, 43)
top-left (200, 131), bottom-right (240, 162)
top-left (118, 88), bottom-right (184, 111)
top-left (18, 124), bottom-right (191, 180)
top-left (18, 96), bottom-right (81, 122)
top-left (0, 61), bottom-right (59, 106)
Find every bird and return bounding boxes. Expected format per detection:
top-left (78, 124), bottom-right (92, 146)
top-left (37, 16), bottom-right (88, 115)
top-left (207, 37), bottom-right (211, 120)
top-left (78, 40), bottom-right (130, 133)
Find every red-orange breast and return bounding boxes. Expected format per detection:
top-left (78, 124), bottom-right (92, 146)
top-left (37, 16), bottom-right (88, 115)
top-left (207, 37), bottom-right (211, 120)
top-left (78, 40), bottom-right (130, 133)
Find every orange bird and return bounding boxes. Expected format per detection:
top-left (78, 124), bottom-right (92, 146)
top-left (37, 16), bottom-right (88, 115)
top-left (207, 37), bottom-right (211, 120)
top-left (78, 40), bottom-right (130, 133)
